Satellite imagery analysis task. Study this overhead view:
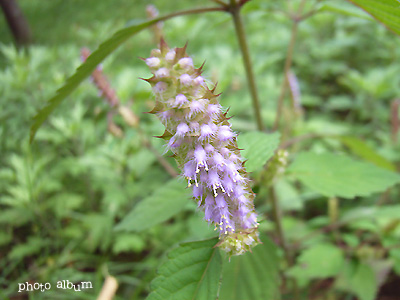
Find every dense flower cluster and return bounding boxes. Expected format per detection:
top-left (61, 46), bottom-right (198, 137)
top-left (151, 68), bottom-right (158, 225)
top-left (145, 42), bottom-right (260, 256)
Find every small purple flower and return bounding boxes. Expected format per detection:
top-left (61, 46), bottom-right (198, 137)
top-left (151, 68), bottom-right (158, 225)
top-left (175, 94), bottom-right (188, 107)
top-left (146, 57), bottom-right (160, 68)
top-left (200, 124), bottom-right (214, 140)
top-left (165, 50), bottom-right (176, 62)
top-left (176, 123), bottom-right (189, 137)
top-left (180, 74), bottom-right (192, 86)
top-left (153, 81), bottom-right (167, 94)
top-left (155, 68), bottom-right (169, 78)
top-left (193, 76), bottom-right (204, 86)
top-left (178, 57), bottom-right (193, 69)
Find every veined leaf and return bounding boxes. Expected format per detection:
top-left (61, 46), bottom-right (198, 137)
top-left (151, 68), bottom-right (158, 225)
top-left (115, 178), bottom-right (191, 232)
top-left (147, 238), bottom-right (221, 300)
top-left (219, 235), bottom-right (280, 300)
top-left (288, 152), bottom-right (400, 199)
top-left (348, 0), bottom-right (400, 36)
top-left (237, 131), bottom-right (281, 172)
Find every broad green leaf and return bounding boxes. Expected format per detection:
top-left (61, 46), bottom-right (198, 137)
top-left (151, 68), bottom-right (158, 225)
top-left (147, 238), bottom-right (221, 300)
top-left (348, 0), bottom-right (400, 36)
top-left (288, 243), bottom-right (344, 281)
top-left (219, 235), bottom-right (280, 300)
top-left (237, 132), bottom-right (281, 172)
top-left (339, 136), bottom-right (396, 171)
top-left (336, 261), bottom-right (378, 300)
top-left (115, 178), bottom-right (191, 232)
top-left (288, 152), bottom-right (400, 198)
top-left (319, 1), bottom-right (373, 20)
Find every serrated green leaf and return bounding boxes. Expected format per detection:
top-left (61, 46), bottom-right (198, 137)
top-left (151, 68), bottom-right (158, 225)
top-left (348, 0), bottom-right (400, 36)
top-left (288, 152), bottom-right (400, 198)
top-left (288, 243), bottom-right (344, 281)
top-left (29, 18), bottom-right (162, 142)
top-left (339, 136), bottom-right (396, 171)
top-left (219, 235), bottom-right (280, 300)
top-left (319, 1), bottom-right (373, 20)
top-left (115, 178), bottom-right (191, 232)
top-left (147, 238), bottom-right (221, 300)
top-left (237, 132), bottom-right (281, 172)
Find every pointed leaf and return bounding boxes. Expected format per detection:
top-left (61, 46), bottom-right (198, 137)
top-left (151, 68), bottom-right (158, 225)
top-left (288, 152), bottom-right (400, 198)
top-left (147, 238), bottom-right (222, 300)
top-left (348, 0), bottom-right (400, 36)
top-left (29, 18), bottom-right (163, 142)
top-left (237, 132), bottom-right (281, 172)
top-left (115, 178), bottom-right (191, 232)
top-left (219, 235), bottom-right (280, 300)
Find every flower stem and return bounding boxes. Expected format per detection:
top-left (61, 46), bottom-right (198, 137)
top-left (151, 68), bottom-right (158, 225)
top-left (273, 0), bottom-right (307, 131)
top-left (229, 0), bottom-right (264, 131)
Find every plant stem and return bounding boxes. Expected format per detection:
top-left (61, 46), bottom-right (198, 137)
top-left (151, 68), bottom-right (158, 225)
top-left (229, 0), bottom-right (264, 131)
top-left (270, 186), bottom-right (300, 299)
top-left (273, 0), bottom-right (307, 131)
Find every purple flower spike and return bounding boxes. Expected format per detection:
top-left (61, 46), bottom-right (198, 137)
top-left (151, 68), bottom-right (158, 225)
top-left (145, 44), bottom-right (260, 256)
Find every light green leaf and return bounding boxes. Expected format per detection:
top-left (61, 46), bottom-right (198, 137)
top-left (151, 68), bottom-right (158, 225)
top-left (348, 0), bottom-right (400, 36)
top-left (115, 178), bottom-right (191, 232)
top-left (147, 238), bottom-right (221, 300)
top-left (288, 243), bottom-right (344, 280)
top-left (340, 136), bottom-right (396, 171)
top-left (113, 233), bottom-right (146, 254)
top-left (219, 235), bottom-right (280, 300)
top-left (237, 132), bottom-right (281, 172)
top-left (288, 152), bottom-right (400, 198)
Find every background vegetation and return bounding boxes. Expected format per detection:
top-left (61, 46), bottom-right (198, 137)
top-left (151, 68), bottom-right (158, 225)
top-left (1, 0), bottom-right (400, 299)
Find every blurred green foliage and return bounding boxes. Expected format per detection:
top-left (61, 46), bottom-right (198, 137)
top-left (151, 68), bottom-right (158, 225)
top-left (1, 0), bottom-right (400, 299)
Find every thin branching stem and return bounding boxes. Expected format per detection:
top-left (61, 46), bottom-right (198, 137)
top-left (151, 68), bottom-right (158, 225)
top-left (228, 0), bottom-right (264, 131)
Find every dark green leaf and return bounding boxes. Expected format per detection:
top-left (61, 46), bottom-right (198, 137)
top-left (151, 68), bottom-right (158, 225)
top-left (115, 178), bottom-right (191, 232)
top-left (288, 152), bottom-right (400, 198)
top-left (237, 132), bottom-right (281, 172)
top-left (219, 235), bottom-right (280, 300)
top-left (348, 0), bottom-right (400, 36)
top-left (147, 238), bottom-right (221, 300)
